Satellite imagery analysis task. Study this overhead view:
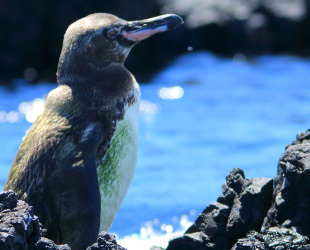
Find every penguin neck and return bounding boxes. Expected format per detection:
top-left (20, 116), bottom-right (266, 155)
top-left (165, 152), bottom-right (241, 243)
top-left (57, 62), bottom-right (135, 99)
top-left (57, 47), bottom-right (128, 87)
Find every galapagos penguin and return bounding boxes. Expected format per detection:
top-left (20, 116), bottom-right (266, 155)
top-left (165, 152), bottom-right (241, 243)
top-left (4, 13), bottom-right (183, 250)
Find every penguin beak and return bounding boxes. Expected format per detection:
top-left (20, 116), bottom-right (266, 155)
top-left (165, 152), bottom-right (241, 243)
top-left (121, 14), bottom-right (183, 42)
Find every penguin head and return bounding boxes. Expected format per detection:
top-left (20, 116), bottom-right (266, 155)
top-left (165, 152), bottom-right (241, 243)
top-left (57, 13), bottom-right (183, 82)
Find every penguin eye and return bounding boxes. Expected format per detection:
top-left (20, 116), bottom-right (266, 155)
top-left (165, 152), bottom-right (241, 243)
top-left (107, 29), bottom-right (118, 38)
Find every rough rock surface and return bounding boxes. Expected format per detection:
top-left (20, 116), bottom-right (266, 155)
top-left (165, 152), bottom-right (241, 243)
top-left (0, 190), bottom-right (70, 250)
top-left (166, 129), bottom-right (310, 250)
top-left (167, 168), bottom-right (273, 250)
top-left (0, 190), bottom-right (126, 250)
top-left (262, 129), bottom-right (310, 237)
top-left (86, 232), bottom-right (126, 250)
top-left (232, 227), bottom-right (310, 250)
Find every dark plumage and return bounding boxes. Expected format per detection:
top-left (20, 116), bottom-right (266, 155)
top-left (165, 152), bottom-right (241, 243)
top-left (5, 13), bottom-right (183, 250)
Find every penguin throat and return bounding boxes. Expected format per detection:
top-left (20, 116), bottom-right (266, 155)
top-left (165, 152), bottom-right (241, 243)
top-left (86, 45), bottom-right (131, 70)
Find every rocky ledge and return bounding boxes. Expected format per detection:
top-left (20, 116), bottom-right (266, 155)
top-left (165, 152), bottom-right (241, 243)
top-left (165, 129), bottom-right (310, 250)
top-left (0, 190), bottom-right (70, 250)
top-left (2, 129), bottom-right (310, 250)
top-left (0, 191), bottom-right (124, 250)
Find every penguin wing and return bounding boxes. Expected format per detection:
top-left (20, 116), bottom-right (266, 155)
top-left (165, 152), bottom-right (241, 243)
top-left (4, 90), bottom-right (104, 249)
top-left (49, 124), bottom-right (102, 248)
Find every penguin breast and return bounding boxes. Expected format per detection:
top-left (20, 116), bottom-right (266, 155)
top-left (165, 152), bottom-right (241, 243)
top-left (96, 81), bottom-right (140, 231)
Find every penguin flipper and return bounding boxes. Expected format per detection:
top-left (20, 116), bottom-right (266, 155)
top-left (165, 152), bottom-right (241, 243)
top-left (49, 153), bottom-right (101, 250)
top-left (5, 118), bottom-right (103, 250)
top-left (44, 122), bottom-right (104, 249)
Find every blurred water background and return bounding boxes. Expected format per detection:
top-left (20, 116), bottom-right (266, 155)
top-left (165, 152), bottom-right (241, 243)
top-left (0, 51), bottom-right (310, 249)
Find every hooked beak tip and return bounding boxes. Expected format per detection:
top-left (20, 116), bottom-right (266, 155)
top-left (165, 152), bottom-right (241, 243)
top-left (167, 14), bottom-right (184, 29)
top-left (123, 14), bottom-right (184, 42)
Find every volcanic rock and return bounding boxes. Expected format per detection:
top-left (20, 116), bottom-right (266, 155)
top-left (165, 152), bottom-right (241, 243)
top-left (0, 190), bottom-right (70, 250)
top-left (86, 231), bottom-right (127, 250)
top-left (0, 190), bottom-right (126, 250)
top-left (167, 168), bottom-right (273, 250)
top-left (262, 129), bottom-right (310, 237)
top-left (166, 129), bottom-right (310, 250)
top-left (232, 227), bottom-right (310, 250)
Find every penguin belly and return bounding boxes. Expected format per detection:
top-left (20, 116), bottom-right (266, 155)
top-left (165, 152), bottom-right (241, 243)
top-left (96, 86), bottom-right (140, 231)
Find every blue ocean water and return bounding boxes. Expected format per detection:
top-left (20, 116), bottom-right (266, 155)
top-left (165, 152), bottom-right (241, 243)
top-left (0, 52), bottom-right (310, 248)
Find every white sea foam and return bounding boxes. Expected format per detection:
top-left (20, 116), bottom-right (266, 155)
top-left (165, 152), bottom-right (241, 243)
top-left (115, 214), bottom-right (194, 250)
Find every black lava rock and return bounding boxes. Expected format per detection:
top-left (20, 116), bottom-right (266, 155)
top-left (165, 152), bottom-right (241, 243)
top-left (232, 227), bottom-right (310, 250)
top-left (262, 129), bottom-right (310, 237)
top-left (167, 168), bottom-right (273, 250)
top-left (0, 190), bottom-right (69, 250)
top-left (165, 129), bottom-right (310, 250)
top-left (29, 237), bottom-right (71, 250)
top-left (86, 231), bottom-right (126, 250)
top-left (0, 191), bottom-right (127, 250)
top-left (167, 232), bottom-right (212, 250)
